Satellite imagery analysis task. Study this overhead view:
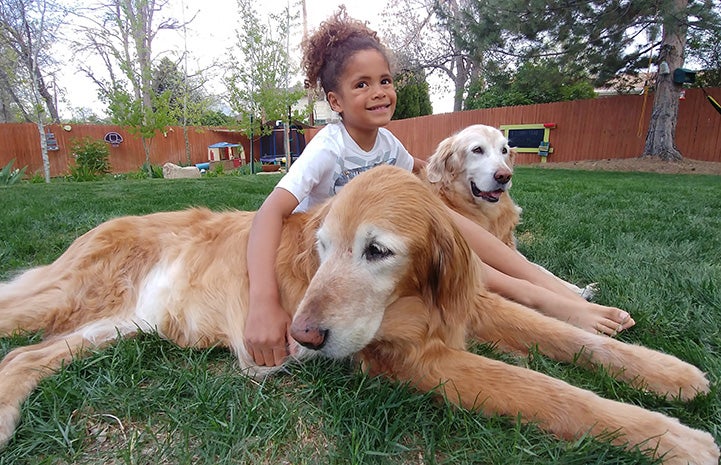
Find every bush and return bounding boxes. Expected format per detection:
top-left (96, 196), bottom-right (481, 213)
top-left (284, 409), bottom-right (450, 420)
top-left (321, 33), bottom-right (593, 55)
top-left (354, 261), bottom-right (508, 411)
top-left (70, 137), bottom-right (110, 178)
top-left (0, 159), bottom-right (27, 186)
top-left (237, 161), bottom-right (264, 175)
top-left (67, 164), bottom-right (101, 182)
top-left (125, 169), bottom-right (149, 180)
top-left (29, 172), bottom-right (45, 184)
top-left (204, 163), bottom-right (226, 178)
top-left (141, 162), bottom-right (164, 179)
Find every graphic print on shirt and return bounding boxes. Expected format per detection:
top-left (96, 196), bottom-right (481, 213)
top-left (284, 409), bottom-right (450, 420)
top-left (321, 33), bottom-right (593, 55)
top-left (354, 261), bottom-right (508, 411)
top-left (332, 152), bottom-right (397, 195)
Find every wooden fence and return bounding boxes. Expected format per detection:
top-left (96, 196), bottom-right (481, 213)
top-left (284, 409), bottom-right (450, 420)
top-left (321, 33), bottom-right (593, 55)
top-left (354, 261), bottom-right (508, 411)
top-left (1, 88), bottom-right (719, 177)
top-left (377, 87), bottom-right (721, 165)
top-left (0, 124), bottom-right (254, 177)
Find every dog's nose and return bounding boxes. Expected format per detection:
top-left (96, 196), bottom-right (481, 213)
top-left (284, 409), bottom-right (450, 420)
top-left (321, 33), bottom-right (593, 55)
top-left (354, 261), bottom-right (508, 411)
top-left (290, 324), bottom-right (328, 350)
top-left (494, 170), bottom-right (512, 185)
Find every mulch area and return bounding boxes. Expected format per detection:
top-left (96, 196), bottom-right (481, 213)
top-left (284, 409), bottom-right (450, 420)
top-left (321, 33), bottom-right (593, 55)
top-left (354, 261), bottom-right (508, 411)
top-left (532, 157), bottom-right (721, 175)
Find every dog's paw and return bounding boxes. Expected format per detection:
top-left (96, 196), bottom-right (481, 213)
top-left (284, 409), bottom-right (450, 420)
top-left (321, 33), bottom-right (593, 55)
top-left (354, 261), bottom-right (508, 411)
top-left (653, 418), bottom-right (720, 465)
top-left (639, 359), bottom-right (710, 401)
top-left (667, 364), bottom-right (710, 401)
top-left (623, 349), bottom-right (710, 401)
top-left (0, 402), bottom-right (21, 450)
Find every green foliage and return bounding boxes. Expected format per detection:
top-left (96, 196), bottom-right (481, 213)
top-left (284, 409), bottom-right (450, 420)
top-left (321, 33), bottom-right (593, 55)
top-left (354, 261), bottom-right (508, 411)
top-left (199, 110), bottom-right (236, 127)
top-left (125, 168), bottom-right (150, 180)
top-left (393, 70), bottom-right (433, 120)
top-left (445, 0), bottom-right (721, 95)
top-left (70, 137), bottom-right (111, 176)
top-left (29, 172), bottom-right (45, 184)
top-left (104, 84), bottom-right (174, 141)
top-left (237, 161), bottom-right (263, 175)
top-left (67, 164), bottom-right (101, 182)
top-left (226, 0), bottom-right (307, 137)
top-left (203, 163), bottom-right (227, 178)
top-left (465, 59), bottom-right (596, 110)
top-left (67, 135), bottom-right (110, 182)
top-left (688, 25), bottom-right (721, 87)
top-left (140, 162), bottom-right (164, 179)
top-left (152, 57), bottom-right (226, 126)
top-left (0, 159), bottom-right (26, 186)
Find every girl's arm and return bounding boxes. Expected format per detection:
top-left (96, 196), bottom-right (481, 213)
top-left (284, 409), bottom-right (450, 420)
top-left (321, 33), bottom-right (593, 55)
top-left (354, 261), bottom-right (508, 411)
top-left (446, 207), bottom-right (582, 300)
top-left (447, 207), bottom-right (634, 335)
top-left (245, 188), bottom-right (300, 367)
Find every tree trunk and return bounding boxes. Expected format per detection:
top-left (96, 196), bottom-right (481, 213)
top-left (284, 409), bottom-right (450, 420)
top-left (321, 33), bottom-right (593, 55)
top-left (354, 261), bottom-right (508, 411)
top-left (35, 121), bottom-right (50, 183)
top-left (641, 0), bottom-right (688, 161)
top-left (183, 124), bottom-right (191, 165)
top-left (141, 137), bottom-right (151, 168)
top-left (35, 71), bottom-right (60, 123)
top-left (452, 56), bottom-right (466, 112)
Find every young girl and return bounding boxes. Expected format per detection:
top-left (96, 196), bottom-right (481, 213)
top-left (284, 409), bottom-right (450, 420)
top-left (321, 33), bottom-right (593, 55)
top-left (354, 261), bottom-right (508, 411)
top-left (244, 9), bottom-right (634, 368)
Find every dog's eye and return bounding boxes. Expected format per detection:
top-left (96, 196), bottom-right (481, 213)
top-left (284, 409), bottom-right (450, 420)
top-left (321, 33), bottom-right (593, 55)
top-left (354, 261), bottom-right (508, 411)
top-left (364, 243), bottom-right (393, 261)
top-left (502, 147), bottom-right (508, 154)
top-left (472, 146), bottom-right (484, 154)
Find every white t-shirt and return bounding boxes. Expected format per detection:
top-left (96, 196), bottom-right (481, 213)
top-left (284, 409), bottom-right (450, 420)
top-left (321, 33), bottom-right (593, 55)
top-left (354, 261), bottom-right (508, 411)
top-left (276, 123), bottom-right (415, 212)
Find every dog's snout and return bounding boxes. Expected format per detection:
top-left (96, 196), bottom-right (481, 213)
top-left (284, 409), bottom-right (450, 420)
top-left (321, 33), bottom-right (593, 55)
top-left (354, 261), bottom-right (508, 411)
top-left (290, 323), bottom-right (328, 350)
top-left (494, 169), bottom-right (512, 185)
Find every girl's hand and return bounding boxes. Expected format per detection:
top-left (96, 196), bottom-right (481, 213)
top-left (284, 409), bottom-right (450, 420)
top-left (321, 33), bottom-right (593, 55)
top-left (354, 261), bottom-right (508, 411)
top-left (244, 301), bottom-right (293, 367)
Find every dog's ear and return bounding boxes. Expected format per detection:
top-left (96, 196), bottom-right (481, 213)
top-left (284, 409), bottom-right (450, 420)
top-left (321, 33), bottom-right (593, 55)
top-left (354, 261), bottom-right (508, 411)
top-left (426, 136), bottom-right (457, 183)
top-left (422, 216), bottom-right (477, 327)
top-left (508, 148), bottom-right (518, 166)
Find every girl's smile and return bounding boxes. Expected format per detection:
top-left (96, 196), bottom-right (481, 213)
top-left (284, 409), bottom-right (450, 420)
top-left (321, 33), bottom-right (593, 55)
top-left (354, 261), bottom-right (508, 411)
top-left (327, 49), bottom-right (397, 150)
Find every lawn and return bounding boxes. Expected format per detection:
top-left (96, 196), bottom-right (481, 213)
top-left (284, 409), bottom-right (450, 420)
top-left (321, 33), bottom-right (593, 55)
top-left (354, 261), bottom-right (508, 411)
top-left (0, 168), bottom-right (719, 465)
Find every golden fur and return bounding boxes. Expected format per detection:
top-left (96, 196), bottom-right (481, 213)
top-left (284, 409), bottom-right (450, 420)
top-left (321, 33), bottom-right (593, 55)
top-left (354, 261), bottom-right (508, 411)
top-left (424, 124), bottom-right (521, 248)
top-left (424, 124), bottom-right (596, 299)
top-left (0, 166), bottom-right (718, 464)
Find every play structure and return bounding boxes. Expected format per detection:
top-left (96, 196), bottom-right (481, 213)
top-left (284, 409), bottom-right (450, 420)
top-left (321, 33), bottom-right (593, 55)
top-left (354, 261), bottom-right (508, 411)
top-left (208, 142), bottom-right (244, 163)
top-left (500, 123), bottom-right (557, 162)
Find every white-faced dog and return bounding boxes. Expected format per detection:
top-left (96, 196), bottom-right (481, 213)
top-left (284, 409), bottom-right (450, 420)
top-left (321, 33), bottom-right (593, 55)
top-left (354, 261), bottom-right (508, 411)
top-left (423, 124), bottom-right (596, 299)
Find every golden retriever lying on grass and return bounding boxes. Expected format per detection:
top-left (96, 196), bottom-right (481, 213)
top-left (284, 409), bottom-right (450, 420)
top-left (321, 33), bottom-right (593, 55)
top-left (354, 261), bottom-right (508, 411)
top-left (0, 166), bottom-right (718, 464)
top-left (424, 124), bottom-right (597, 299)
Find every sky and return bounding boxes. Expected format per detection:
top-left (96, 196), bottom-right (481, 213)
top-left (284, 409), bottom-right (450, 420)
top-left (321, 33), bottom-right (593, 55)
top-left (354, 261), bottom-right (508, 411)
top-left (59, 0), bottom-right (454, 120)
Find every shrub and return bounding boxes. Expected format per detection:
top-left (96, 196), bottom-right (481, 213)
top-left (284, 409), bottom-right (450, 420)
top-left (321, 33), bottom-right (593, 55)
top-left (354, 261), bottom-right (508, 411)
top-left (0, 159), bottom-right (27, 186)
top-left (237, 161), bottom-right (264, 175)
top-left (70, 137), bottom-right (111, 177)
top-left (67, 164), bottom-right (101, 182)
top-left (29, 172), bottom-right (45, 184)
top-left (141, 162), bottom-right (164, 179)
top-left (126, 168), bottom-right (149, 180)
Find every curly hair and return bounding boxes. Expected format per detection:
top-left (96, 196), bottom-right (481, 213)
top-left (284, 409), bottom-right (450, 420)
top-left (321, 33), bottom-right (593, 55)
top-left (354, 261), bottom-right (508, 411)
top-left (301, 6), bottom-right (390, 96)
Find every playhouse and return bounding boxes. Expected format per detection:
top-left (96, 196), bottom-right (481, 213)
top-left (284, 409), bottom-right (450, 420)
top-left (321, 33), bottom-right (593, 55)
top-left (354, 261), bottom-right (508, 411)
top-left (207, 142), bottom-right (244, 163)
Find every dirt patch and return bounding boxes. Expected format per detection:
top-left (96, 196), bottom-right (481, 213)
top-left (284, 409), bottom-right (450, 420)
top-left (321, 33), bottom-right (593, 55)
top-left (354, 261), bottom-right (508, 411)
top-left (533, 158), bottom-right (721, 175)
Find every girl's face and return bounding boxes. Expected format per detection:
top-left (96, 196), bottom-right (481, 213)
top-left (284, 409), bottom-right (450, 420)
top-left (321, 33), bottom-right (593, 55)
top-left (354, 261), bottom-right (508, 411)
top-left (327, 49), bottom-right (396, 146)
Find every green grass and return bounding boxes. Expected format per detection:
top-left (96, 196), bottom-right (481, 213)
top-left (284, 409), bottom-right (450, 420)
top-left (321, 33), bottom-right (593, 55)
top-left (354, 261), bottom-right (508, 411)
top-left (0, 169), bottom-right (719, 464)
